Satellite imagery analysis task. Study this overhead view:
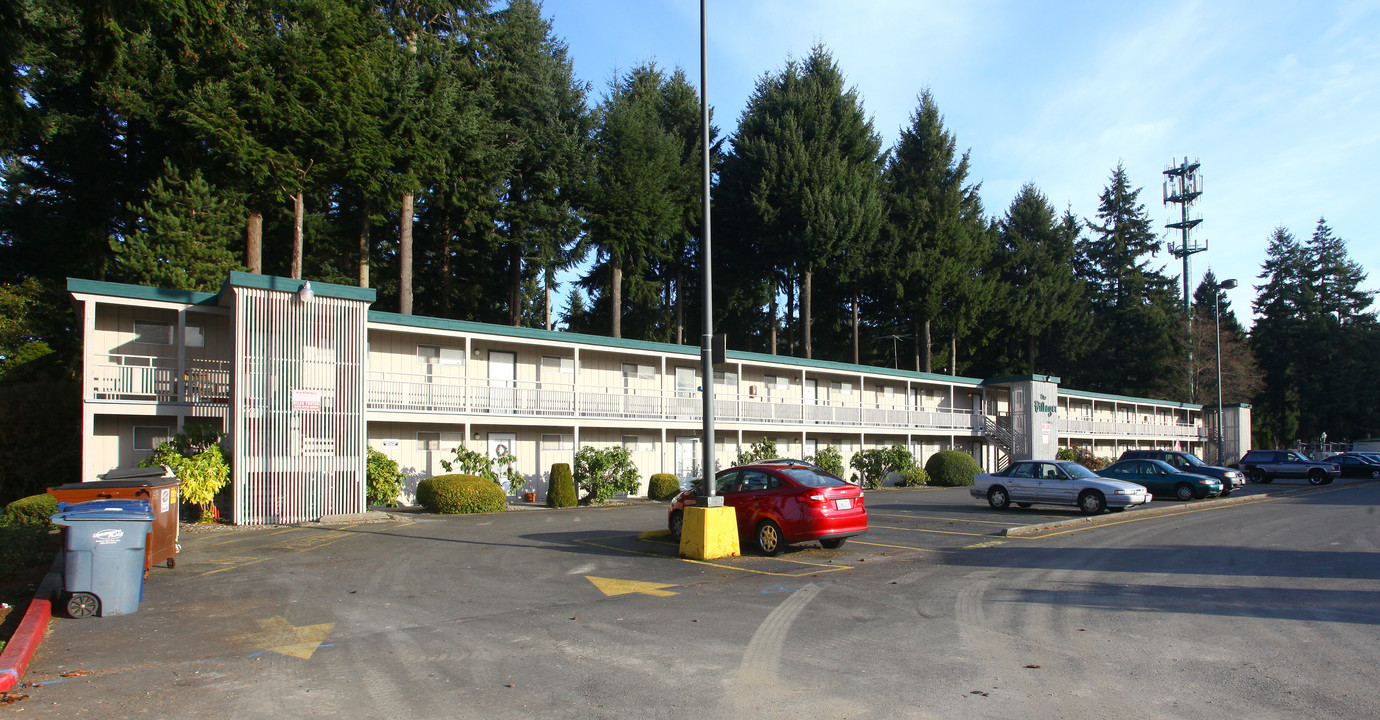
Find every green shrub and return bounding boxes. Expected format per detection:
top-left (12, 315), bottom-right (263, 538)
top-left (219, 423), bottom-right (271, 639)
top-left (898, 466), bottom-right (930, 487)
top-left (850, 444), bottom-right (915, 489)
top-left (2, 493), bottom-right (58, 528)
top-left (1056, 447), bottom-right (1078, 461)
top-left (574, 446), bottom-right (641, 503)
top-left (807, 445), bottom-right (845, 477)
top-left (142, 441), bottom-right (229, 522)
top-left (648, 473), bottom-right (681, 501)
top-left (735, 439), bottom-right (778, 466)
top-left (366, 446), bottom-right (404, 507)
top-left (440, 444), bottom-right (524, 494)
top-left (416, 474), bottom-right (506, 514)
top-left (924, 450), bottom-right (982, 487)
top-left (547, 463), bottom-right (577, 508)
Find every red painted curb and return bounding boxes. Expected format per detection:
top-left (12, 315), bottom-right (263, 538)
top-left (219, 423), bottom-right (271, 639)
top-left (0, 595), bottom-right (52, 692)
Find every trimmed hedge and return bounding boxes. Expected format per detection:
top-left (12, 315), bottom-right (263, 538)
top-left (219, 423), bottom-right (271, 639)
top-left (2, 492), bottom-right (58, 527)
top-left (648, 473), bottom-right (680, 501)
top-left (546, 463), bottom-right (577, 508)
top-left (925, 450), bottom-right (982, 487)
top-left (416, 474), bottom-right (506, 514)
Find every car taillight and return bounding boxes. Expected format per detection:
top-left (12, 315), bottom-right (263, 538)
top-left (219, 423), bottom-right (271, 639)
top-left (805, 493), bottom-right (828, 504)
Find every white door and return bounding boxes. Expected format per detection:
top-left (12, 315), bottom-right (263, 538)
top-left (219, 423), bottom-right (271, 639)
top-left (488, 432), bottom-right (518, 494)
top-left (675, 436), bottom-right (699, 489)
top-left (804, 378), bottom-right (817, 404)
top-left (489, 350), bottom-right (516, 411)
top-left (805, 438), bottom-right (818, 459)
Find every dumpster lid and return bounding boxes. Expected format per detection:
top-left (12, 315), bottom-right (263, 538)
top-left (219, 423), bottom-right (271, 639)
top-left (99, 465), bottom-right (177, 481)
top-left (52, 499), bottom-right (155, 522)
top-left (51, 477), bottom-right (180, 492)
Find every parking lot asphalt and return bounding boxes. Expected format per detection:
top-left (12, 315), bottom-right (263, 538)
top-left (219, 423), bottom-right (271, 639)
top-left (9, 476), bottom-right (1375, 719)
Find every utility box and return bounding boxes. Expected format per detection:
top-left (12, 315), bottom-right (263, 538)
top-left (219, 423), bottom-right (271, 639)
top-left (49, 466), bottom-right (181, 571)
top-left (51, 500), bottom-right (155, 618)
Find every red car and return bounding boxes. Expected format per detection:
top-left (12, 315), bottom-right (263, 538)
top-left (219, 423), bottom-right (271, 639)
top-left (668, 459), bottom-right (868, 555)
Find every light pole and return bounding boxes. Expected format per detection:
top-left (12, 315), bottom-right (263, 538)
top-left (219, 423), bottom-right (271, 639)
top-left (876, 334), bottom-right (913, 369)
top-left (1214, 278), bottom-right (1237, 464)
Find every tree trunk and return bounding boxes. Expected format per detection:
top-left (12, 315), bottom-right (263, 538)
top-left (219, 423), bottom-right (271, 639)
top-left (920, 319), bottom-right (932, 373)
top-left (803, 269), bottom-right (813, 359)
top-left (544, 268), bottom-right (553, 331)
top-left (951, 330), bottom-right (958, 376)
top-left (769, 290), bottom-right (778, 355)
top-left (611, 257), bottom-right (623, 338)
top-left (675, 271), bottom-right (684, 345)
top-left (913, 320), bottom-right (922, 372)
top-left (291, 189), bottom-right (304, 280)
top-left (440, 215), bottom-right (452, 317)
top-left (508, 245), bottom-right (522, 326)
top-left (851, 291), bottom-right (860, 364)
top-left (785, 275), bottom-right (795, 356)
top-left (400, 193), bottom-right (414, 315)
top-left (357, 196), bottom-right (370, 287)
top-left (246, 210), bottom-right (263, 274)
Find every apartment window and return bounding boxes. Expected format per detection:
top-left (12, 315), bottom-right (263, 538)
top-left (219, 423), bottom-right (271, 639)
top-left (714, 370), bottom-right (739, 387)
top-left (184, 325), bottom-right (205, 348)
top-left (417, 432), bottom-right (441, 451)
top-left (133, 426), bottom-right (172, 451)
top-left (831, 380), bottom-right (853, 396)
top-left (417, 345), bottom-right (464, 366)
top-left (622, 363), bottom-right (655, 380)
top-left (541, 434), bottom-right (574, 451)
top-left (623, 435), bottom-right (652, 452)
top-left (133, 321), bottom-right (172, 345)
top-left (542, 356), bottom-right (574, 378)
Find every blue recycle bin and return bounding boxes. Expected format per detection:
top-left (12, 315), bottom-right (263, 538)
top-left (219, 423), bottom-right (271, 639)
top-left (51, 499), bottom-right (155, 618)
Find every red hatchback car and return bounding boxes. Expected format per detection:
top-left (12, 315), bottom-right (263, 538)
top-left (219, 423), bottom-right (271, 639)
top-left (668, 459), bottom-right (868, 555)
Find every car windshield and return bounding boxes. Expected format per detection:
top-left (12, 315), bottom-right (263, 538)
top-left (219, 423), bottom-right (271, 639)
top-left (1178, 453), bottom-right (1207, 466)
top-left (1288, 452), bottom-right (1309, 462)
top-left (1062, 463), bottom-right (1100, 479)
top-left (778, 467), bottom-right (847, 488)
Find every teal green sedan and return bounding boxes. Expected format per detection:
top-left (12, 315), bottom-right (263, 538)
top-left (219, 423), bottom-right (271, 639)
top-left (1098, 459), bottom-right (1222, 501)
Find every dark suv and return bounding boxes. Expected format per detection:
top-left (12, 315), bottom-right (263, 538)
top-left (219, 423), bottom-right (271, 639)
top-left (1238, 450), bottom-right (1340, 485)
top-left (1117, 450), bottom-right (1245, 495)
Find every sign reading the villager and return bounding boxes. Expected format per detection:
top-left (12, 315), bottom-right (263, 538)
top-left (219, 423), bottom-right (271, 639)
top-left (291, 389), bottom-right (321, 412)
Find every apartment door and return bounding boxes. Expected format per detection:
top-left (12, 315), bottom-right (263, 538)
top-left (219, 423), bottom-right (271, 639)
top-left (489, 350), bottom-right (516, 411)
top-left (675, 436), bottom-right (699, 489)
top-left (804, 378), bottom-right (817, 404)
top-left (488, 432), bottom-right (518, 493)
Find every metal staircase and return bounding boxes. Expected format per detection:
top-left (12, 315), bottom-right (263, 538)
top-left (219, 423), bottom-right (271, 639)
top-left (982, 415), bottom-right (1016, 471)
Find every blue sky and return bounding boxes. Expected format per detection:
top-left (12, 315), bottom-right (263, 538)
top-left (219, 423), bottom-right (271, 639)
top-left (538, 0), bottom-right (1379, 326)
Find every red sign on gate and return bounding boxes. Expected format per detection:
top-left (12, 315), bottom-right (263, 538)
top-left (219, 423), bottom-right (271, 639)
top-left (291, 389), bottom-right (321, 411)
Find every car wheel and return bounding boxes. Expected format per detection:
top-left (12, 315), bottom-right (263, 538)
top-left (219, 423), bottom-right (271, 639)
top-left (1078, 490), bottom-right (1106, 515)
top-left (987, 486), bottom-right (1011, 510)
top-left (1016, 502), bottom-right (1033, 508)
top-left (668, 510), bottom-right (683, 538)
top-left (820, 538), bottom-right (845, 550)
top-left (1308, 469), bottom-right (1328, 486)
top-left (1371, 470), bottom-right (1380, 480)
top-left (1174, 483), bottom-right (1195, 501)
top-left (755, 519), bottom-right (783, 556)
top-left (67, 592), bottom-right (99, 619)
top-left (1249, 468), bottom-right (1267, 483)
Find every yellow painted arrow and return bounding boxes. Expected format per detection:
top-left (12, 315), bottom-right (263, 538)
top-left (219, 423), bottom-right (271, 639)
top-left (250, 616), bottom-right (336, 659)
top-left (586, 575), bottom-right (678, 597)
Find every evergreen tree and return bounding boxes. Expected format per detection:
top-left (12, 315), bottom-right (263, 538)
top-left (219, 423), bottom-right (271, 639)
top-left (1185, 270), bottom-right (1261, 406)
top-left (1250, 226), bottom-right (1309, 445)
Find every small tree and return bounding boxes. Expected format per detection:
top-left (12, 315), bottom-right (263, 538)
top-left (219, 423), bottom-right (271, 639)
top-left (735, 439), bottom-right (777, 466)
top-left (144, 442), bottom-right (229, 522)
top-left (440, 444), bottom-right (523, 493)
top-left (807, 445), bottom-right (845, 477)
top-left (573, 446), bottom-right (641, 503)
top-left (366, 446), bottom-right (404, 507)
top-left (850, 444), bottom-right (916, 489)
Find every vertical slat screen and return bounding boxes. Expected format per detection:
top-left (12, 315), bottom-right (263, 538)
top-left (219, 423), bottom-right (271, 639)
top-left (232, 287), bottom-right (367, 525)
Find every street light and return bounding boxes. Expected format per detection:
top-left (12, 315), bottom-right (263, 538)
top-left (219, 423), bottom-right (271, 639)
top-left (1214, 278), bottom-right (1237, 464)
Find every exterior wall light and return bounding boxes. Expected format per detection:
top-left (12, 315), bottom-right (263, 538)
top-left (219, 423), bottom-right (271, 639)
top-left (299, 281), bottom-right (314, 303)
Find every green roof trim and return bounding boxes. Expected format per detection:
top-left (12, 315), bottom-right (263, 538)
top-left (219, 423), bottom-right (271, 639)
top-left (225, 271), bottom-right (376, 302)
top-left (67, 277), bottom-right (220, 306)
top-left (368, 311), bottom-right (986, 386)
top-left (1060, 387), bottom-right (1203, 409)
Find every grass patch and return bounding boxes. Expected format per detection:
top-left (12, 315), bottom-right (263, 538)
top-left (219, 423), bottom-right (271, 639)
top-left (0, 521), bottom-right (61, 652)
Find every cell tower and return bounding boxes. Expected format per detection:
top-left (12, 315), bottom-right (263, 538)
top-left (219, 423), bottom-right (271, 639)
top-left (1163, 157), bottom-right (1206, 315)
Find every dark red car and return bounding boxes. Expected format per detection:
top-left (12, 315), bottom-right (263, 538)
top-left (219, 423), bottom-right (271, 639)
top-left (667, 459), bottom-right (868, 555)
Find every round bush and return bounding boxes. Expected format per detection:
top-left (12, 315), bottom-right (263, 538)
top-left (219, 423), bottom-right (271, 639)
top-left (924, 451), bottom-right (982, 487)
top-left (2, 493), bottom-right (58, 527)
top-left (546, 463), bottom-right (577, 509)
top-left (416, 474), bottom-right (506, 514)
top-left (648, 473), bottom-right (680, 501)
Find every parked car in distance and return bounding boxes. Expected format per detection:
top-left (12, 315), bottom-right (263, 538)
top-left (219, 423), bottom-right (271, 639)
top-left (970, 460), bottom-right (1151, 515)
top-left (669, 459), bottom-right (867, 555)
top-left (1238, 450), bottom-right (1339, 485)
top-left (1322, 454), bottom-right (1380, 479)
top-left (1099, 459), bottom-right (1223, 501)
top-left (1116, 449), bottom-right (1244, 495)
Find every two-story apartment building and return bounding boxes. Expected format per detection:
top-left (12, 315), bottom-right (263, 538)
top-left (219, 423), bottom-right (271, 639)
top-left (69, 273), bottom-right (1245, 525)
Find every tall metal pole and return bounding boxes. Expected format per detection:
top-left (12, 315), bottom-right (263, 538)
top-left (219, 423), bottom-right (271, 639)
top-left (1215, 288), bottom-right (1223, 464)
top-left (699, 0), bottom-right (716, 499)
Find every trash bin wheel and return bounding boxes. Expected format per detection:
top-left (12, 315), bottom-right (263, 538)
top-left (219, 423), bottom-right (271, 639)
top-left (166, 557), bottom-right (175, 569)
top-left (67, 592), bottom-right (100, 618)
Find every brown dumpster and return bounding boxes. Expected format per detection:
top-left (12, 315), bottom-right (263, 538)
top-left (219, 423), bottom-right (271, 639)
top-left (48, 466), bottom-right (181, 571)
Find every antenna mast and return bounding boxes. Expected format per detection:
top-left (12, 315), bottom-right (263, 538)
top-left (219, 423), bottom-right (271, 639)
top-left (1163, 157), bottom-right (1207, 314)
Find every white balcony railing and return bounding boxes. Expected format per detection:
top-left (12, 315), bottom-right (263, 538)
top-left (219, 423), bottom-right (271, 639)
top-left (1060, 418), bottom-right (1204, 440)
top-left (92, 354), bottom-right (231, 404)
top-left (365, 372), bottom-right (982, 432)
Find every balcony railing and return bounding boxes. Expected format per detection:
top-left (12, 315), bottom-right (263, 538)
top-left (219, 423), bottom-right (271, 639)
top-left (92, 354), bottom-right (231, 404)
top-left (1060, 417), bottom-right (1204, 440)
top-left (366, 372), bottom-right (981, 432)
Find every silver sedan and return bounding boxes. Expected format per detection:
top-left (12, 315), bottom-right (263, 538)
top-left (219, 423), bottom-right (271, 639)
top-left (970, 459), bottom-right (1151, 515)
